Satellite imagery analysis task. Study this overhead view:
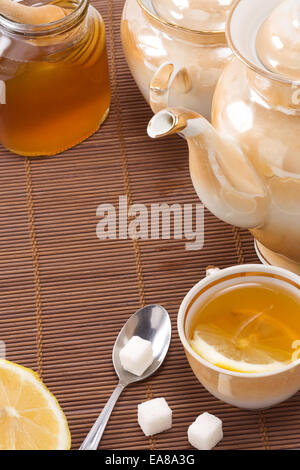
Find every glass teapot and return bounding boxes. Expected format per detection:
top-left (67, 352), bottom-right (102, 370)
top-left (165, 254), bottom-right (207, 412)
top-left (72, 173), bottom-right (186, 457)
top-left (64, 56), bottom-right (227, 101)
top-left (148, 0), bottom-right (300, 275)
top-left (121, 0), bottom-right (234, 120)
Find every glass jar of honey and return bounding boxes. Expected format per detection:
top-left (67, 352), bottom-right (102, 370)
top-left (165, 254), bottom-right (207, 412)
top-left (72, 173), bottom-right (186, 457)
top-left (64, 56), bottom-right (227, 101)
top-left (0, 0), bottom-right (110, 156)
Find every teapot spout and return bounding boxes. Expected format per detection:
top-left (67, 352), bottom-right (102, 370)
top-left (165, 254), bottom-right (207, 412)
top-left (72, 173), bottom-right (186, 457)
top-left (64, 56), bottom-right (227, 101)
top-left (147, 108), bottom-right (199, 139)
top-left (148, 107), bottom-right (267, 229)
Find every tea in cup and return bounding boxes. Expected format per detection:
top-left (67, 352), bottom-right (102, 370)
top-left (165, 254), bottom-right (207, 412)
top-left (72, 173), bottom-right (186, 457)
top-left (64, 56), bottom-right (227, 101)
top-left (178, 265), bottom-right (300, 409)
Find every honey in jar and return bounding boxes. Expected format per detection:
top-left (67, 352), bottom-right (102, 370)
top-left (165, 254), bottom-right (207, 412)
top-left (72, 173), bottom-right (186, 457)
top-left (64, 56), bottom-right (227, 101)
top-left (0, 0), bottom-right (110, 156)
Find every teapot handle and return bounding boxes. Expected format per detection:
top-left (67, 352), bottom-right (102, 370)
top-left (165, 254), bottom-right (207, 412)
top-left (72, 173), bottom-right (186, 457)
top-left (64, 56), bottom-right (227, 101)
top-left (149, 62), bottom-right (191, 113)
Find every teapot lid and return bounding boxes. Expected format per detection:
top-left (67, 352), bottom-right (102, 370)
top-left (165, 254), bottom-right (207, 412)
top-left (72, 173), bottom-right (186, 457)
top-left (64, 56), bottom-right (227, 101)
top-left (151, 0), bottom-right (234, 32)
top-left (228, 0), bottom-right (300, 82)
top-left (256, 0), bottom-right (300, 80)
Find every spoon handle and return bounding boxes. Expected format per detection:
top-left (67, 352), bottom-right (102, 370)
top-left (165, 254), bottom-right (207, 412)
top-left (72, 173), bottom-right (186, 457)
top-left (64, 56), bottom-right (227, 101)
top-left (79, 382), bottom-right (125, 450)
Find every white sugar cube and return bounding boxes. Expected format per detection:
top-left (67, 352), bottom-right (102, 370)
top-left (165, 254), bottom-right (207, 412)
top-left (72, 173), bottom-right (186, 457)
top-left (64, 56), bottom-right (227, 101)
top-left (188, 412), bottom-right (223, 450)
top-left (119, 336), bottom-right (153, 376)
top-left (138, 398), bottom-right (172, 436)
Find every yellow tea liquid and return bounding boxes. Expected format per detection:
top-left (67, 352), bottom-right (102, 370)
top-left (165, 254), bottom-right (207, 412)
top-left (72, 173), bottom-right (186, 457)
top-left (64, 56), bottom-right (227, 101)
top-left (0, 2), bottom-right (110, 156)
top-left (189, 282), bottom-right (300, 373)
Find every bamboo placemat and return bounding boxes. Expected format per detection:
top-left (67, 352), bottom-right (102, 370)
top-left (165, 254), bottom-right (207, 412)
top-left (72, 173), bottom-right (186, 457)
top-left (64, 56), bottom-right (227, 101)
top-left (1, 0), bottom-right (300, 450)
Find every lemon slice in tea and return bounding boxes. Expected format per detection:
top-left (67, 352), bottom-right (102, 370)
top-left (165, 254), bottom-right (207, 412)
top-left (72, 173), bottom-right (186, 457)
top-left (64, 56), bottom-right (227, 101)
top-left (191, 327), bottom-right (287, 373)
top-left (0, 359), bottom-right (71, 450)
top-left (190, 283), bottom-right (300, 374)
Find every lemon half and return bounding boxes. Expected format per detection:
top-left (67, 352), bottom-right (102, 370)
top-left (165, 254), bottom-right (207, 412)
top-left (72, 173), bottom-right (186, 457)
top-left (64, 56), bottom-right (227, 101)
top-left (0, 359), bottom-right (71, 450)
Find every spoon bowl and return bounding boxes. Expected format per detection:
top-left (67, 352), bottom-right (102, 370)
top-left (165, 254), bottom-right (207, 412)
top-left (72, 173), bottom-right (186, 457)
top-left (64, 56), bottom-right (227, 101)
top-left (113, 304), bottom-right (171, 385)
top-left (80, 304), bottom-right (171, 450)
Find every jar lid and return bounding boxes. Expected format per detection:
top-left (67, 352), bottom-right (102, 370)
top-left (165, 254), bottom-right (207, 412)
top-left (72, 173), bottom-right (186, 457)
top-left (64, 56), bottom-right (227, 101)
top-left (151, 0), bottom-right (234, 32)
top-left (256, 0), bottom-right (300, 80)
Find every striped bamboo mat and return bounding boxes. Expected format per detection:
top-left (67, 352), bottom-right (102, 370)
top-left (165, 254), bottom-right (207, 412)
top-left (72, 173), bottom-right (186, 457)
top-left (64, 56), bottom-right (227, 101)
top-left (1, 0), bottom-right (300, 450)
